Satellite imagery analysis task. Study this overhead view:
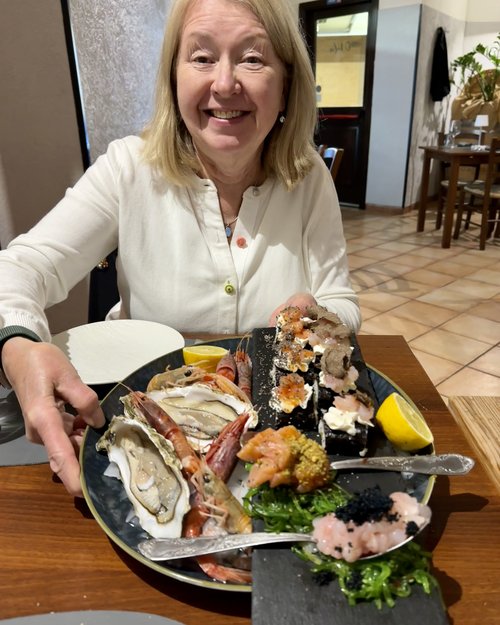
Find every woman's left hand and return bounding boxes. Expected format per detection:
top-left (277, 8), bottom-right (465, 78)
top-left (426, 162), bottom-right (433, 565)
top-left (268, 292), bottom-right (318, 326)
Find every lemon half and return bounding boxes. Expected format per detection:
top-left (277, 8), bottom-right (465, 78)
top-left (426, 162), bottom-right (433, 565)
top-left (376, 392), bottom-right (434, 451)
top-left (182, 345), bottom-right (228, 372)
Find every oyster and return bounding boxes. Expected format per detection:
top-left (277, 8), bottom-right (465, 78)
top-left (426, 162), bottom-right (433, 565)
top-left (96, 413), bottom-right (190, 539)
top-left (147, 386), bottom-right (258, 452)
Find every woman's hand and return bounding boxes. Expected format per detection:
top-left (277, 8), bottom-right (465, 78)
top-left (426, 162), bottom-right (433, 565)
top-left (268, 292), bottom-right (318, 326)
top-left (2, 337), bottom-right (105, 496)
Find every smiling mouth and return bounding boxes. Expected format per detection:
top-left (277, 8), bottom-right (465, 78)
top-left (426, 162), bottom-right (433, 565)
top-left (209, 110), bottom-right (246, 120)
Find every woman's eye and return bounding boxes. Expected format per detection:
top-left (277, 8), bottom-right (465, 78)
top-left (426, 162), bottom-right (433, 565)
top-left (243, 54), bottom-right (263, 68)
top-left (192, 54), bottom-right (212, 64)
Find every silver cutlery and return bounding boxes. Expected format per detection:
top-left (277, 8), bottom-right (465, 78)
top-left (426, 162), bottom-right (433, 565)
top-left (330, 453), bottom-right (474, 475)
top-left (138, 521), bottom-right (429, 562)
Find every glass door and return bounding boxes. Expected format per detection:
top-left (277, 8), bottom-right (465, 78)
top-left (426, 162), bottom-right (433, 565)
top-left (301, 0), bottom-right (378, 208)
top-left (315, 12), bottom-right (369, 108)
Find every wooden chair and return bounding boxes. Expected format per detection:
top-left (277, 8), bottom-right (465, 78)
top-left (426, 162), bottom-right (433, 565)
top-left (435, 127), bottom-right (481, 229)
top-left (322, 146), bottom-right (344, 183)
top-left (454, 136), bottom-right (500, 249)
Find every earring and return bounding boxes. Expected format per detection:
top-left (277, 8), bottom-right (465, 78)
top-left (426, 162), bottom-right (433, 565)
top-left (279, 114), bottom-right (286, 124)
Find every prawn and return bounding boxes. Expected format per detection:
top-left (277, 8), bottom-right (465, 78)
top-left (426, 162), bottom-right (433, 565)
top-left (234, 338), bottom-right (252, 400)
top-left (216, 350), bottom-right (237, 382)
top-left (205, 411), bottom-right (250, 483)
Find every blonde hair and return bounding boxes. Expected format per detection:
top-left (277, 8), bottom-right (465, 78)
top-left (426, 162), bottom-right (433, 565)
top-left (141, 0), bottom-right (317, 190)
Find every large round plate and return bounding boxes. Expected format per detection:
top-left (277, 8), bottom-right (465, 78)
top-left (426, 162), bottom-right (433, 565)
top-left (81, 337), bottom-right (435, 593)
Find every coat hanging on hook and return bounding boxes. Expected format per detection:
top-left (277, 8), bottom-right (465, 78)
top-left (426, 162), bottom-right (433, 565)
top-left (430, 27), bottom-right (451, 102)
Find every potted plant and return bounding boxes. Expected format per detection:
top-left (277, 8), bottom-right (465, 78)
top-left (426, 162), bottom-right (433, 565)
top-left (450, 33), bottom-right (500, 128)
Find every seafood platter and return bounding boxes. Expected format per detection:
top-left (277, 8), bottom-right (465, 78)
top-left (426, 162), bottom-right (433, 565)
top-left (81, 306), bottom-right (447, 622)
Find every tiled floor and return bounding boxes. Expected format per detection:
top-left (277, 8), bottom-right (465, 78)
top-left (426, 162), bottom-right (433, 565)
top-left (341, 205), bottom-right (500, 403)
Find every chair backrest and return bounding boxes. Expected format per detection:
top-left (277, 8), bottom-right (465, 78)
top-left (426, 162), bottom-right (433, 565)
top-left (322, 146), bottom-right (344, 182)
top-left (454, 120), bottom-right (482, 146)
top-left (482, 137), bottom-right (500, 194)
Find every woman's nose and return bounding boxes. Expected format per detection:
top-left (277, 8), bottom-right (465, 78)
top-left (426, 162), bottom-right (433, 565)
top-left (212, 60), bottom-right (241, 96)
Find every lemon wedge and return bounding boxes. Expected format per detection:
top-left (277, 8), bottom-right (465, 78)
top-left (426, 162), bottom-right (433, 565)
top-left (182, 345), bottom-right (228, 372)
top-left (375, 392), bottom-right (434, 451)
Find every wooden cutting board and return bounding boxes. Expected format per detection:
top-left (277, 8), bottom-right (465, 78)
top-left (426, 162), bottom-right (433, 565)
top-left (448, 396), bottom-right (499, 492)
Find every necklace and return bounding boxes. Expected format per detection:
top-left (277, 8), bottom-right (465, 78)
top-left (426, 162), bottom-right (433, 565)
top-left (224, 216), bottom-right (238, 238)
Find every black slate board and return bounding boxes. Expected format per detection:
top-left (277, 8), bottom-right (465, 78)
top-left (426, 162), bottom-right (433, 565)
top-left (249, 328), bottom-right (448, 624)
top-left (252, 550), bottom-right (447, 625)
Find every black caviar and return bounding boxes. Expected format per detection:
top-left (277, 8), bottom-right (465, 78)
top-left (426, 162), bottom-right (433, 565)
top-left (334, 486), bottom-right (395, 525)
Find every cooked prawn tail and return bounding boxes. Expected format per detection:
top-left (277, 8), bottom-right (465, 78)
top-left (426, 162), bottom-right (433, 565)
top-left (197, 555), bottom-right (252, 585)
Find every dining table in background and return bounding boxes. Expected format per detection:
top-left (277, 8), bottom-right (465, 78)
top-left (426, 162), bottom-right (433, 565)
top-left (417, 144), bottom-right (491, 248)
top-left (0, 335), bottom-right (498, 625)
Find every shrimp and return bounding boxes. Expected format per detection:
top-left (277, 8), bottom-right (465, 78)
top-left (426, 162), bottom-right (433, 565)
top-left (235, 349), bottom-right (252, 400)
top-left (205, 411), bottom-right (251, 482)
top-left (216, 350), bottom-right (237, 382)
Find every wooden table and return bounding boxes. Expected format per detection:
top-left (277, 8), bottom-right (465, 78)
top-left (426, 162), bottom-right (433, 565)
top-left (417, 145), bottom-right (490, 248)
top-left (0, 335), bottom-right (498, 624)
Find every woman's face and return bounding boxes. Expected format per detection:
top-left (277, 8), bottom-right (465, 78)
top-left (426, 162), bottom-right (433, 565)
top-left (176, 0), bottom-right (286, 170)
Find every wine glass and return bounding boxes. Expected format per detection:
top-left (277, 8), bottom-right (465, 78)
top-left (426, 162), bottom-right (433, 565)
top-left (447, 120), bottom-right (462, 148)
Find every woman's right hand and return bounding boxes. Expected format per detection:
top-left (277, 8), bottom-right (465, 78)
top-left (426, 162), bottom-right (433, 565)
top-left (1, 336), bottom-right (105, 496)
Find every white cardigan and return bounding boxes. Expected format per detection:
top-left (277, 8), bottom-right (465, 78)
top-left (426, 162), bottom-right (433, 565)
top-left (0, 136), bottom-right (360, 341)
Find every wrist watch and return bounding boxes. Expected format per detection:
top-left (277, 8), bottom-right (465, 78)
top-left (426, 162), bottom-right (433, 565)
top-left (0, 326), bottom-right (42, 388)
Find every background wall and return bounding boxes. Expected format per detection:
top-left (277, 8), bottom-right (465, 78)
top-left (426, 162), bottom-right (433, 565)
top-left (365, 4), bottom-right (421, 207)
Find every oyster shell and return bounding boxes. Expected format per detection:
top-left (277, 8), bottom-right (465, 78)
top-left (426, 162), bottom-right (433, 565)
top-left (96, 413), bottom-right (190, 539)
top-left (147, 386), bottom-right (258, 452)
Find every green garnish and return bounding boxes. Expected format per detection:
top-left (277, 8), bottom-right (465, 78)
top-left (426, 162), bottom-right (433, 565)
top-left (244, 481), bottom-right (437, 608)
top-left (243, 480), bottom-right (348, 533)
top-left (294, 541), bottom-right (437, 608)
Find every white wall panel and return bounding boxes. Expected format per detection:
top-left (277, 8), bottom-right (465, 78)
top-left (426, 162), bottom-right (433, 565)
top-left (365, 4), bottom-right (421, 207)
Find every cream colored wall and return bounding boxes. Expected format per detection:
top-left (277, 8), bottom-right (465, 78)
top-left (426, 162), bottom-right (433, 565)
top-left (463, 1), bottom-right (500, 57)
top-left (0, 0), bottom-right (89, 333)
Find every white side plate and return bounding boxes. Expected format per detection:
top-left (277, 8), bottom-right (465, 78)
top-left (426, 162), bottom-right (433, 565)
top-left (51, 320), bottom-right (185, 385)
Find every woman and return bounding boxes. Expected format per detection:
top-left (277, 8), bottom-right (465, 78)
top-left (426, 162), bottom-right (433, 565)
top-left (0, 0), bottom-right (360, 495)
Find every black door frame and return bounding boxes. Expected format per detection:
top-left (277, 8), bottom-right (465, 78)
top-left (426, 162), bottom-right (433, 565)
top-left (299, 0), bottom-right (378, 208)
